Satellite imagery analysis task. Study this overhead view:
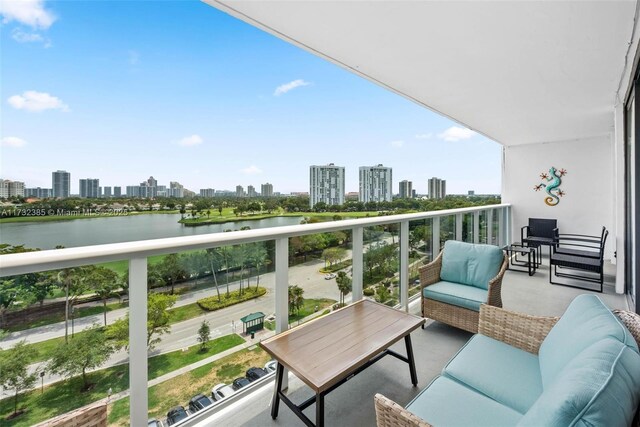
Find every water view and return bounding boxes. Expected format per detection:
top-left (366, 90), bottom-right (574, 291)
top-left (0, 214), bottom-right (303, 249)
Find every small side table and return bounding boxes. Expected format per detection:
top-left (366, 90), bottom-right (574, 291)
top-left (503, 243), bottom-right (538, 276)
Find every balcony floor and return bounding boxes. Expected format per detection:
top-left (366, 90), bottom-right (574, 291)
top-left (196, 260), bottom-right (628, 427)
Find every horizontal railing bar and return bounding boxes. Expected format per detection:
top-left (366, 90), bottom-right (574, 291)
top-left (0, 204), bottom-right (509, 276)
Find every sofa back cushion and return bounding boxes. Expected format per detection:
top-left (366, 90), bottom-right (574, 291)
top-left (440, 240), bottom-right (504, 290)
top-left (518, 339), bottom-right (640, 426)
top-left (539, 294), bottom-right (639, 388)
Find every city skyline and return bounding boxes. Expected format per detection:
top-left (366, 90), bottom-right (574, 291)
top-left (1, 1), bottom-right (501, 195)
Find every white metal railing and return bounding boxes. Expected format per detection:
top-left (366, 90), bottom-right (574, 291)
top-left (0, 203), bottom-right (511, 425)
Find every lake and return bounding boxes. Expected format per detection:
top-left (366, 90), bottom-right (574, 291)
top-left (0, 214), bottom-right (304, 249)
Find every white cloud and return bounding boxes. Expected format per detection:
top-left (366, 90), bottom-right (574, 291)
top-left (7, 90), bottom-right (69, 112)
top-left (1, 136), bottom-right (27, 147)
top-left (390, 140), bottom-right (404, 148)
top-left (240, 165), bottom-right (263, 175)
top-left (177, 134), bottom-right (203, 147)
top-left (415, 133), bottom-right (433, 140)
top-left (11, 28), bottom-right (51, 47)
top-left (437, 126), bottom-right (476, 142)
top-left (0, 0), bottom-right (56, 29)
top-left (274, 79), bottom-right (310, 96)
top-left (128, 50), bottom-right (140, 65)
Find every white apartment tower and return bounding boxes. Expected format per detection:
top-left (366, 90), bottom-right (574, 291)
top-left (0, 180), bottom-right (25, 198)
top-left (359, 164), bottom-right (393, 203)
top-left (399, 180), bottom-right (413, 199)
top-left (79, 178), bottom-right (100, 198)
top-left (261, 183), bottom-right (274, 197)
top-left (309, 164), bottom-right (345, 208)
top-left (428, 177), bottom-right (446, 199)
top-left (52, 170), bottom-right (70, 198)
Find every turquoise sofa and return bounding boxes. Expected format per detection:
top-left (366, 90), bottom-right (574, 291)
top-left (375, 295), bottom-right (640, 427)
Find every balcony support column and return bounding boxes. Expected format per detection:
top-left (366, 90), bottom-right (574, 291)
top-left (455, 213), bottom-right (463, 241)
top-left (351, 226), bottom-right (364, 302)
top-left (274, 237), bottom-right (289, 390)
top-left (432, 216), bottom-right (441, 255)
top-left (128, 257), bottom-right (148, 427)
top-left (399, 221), bottom-right (409, 312)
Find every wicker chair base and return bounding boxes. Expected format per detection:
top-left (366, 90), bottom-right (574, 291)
top-left (423, 298), bottom-right (479, 333)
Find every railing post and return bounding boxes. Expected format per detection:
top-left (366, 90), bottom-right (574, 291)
top-left (455, 213), bottom-right (463, 241)
top-left (487, 209), bottom-right (494, 245)
top-left (432, 216), bottom-right (441, 255)
top-left (505, 206), bottom-right (512, 245)
top-left (129, 257), bottom-right (148, 427)
top-left (275, 238), bottom-right (289, 389)
top-left (497, 208), bottom-right (505, 247)
top-left (473, 211), bottom-right (480, 243)
top-left (351, 227), bottom-right (363, 302)
top-left (399, 221), bottom-right (409, 312)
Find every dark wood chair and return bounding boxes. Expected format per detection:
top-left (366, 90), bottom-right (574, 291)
top-left (521, 218), bottom-right (557, 264)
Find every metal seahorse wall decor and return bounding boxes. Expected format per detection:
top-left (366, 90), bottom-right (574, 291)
top-left (533, 167), bottom-right (567, 206)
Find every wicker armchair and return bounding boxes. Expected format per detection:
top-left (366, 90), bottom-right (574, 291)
top-left (419, 250), bottom-right (508, 333)
top-left (375, 305), bottom-right (640, 427)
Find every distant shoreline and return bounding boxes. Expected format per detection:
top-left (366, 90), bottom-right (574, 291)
top-left (0, 210), bottom-right (179, 224)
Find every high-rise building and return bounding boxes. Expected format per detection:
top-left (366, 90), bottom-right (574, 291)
top-left (261, 183), bottom-right (274, 197)
top-left (25, 187), bottom-right (52, 198)
top-left (127, 185), bottom-right (141, 197)
top-left (0, 180), bottom-right (25, 198)
top-left (139, 176), bottom-right (157, 198)
top-left (309, 163), bottom-right (345, 208)
top-left (428, 177), bottom-right (447, 199)
top-left (399, 180), bottom-right (413, 199)
top-left (247, 185), bottom-right (257, 198)
top-left (359, 164), bottom-right (393, 203)
top-left (79, 179), bottom-right (100, 198)
top-left (200, 188), bottom-right (216, 198)
top-left (52, 170), bottom-right (70, 198)
top-left (168, 181), bottom-right (184, 198)
top-left (236, 185), bottom-right (244, 197)
top-left (113, 186), bottom-right (122, 197)
top-left (103, 186), bottom-right (112, 198)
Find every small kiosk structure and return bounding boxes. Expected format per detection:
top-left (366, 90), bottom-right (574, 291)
top-left (240, 312), bottom-right (265, 336)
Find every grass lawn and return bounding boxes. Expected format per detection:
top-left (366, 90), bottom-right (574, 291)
top-left (264, 298), bottom-right (335, 331)
top-left (107, 346), bottom-right (271, 426)
top-left (0, 334), bottom-right (245, 426)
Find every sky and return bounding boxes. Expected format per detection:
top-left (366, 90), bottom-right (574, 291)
top-left (0, 0), bottom-right (502, 195)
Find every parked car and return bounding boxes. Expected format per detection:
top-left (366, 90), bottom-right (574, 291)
top-left (246, 367), bottom-right (268, 381)
top-left (414, 279), bottom-right (421, 285)
top-left (232, 377), bottom-right (251, 390)
top-left (211, 383), bottom-right (236, 401)
top-left (324, 273), bottom-right (336, 280)
top-left (264, 360), bottom-right (277, 373)
top-left (148, 419), bottom-right (163, 427)
top-left (166, 406), bottom-right (188, 426)
top-left (188, 393), bottom-right (213, 413)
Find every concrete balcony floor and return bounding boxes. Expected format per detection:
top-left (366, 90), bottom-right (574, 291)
top-left (197, 260), bottom-right (628, 427)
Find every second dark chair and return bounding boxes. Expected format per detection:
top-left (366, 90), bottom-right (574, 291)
top-left (521, 218), bottom-right (558, 265)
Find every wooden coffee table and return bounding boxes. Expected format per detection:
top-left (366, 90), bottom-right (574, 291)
top-left (260, 299), bottom-right (425, 427)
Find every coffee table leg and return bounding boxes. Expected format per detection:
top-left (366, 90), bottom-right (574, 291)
top-left (405, 335), bottom-right (418, 386)
top-left (271, 363), bottom-right (284, 419)
top-left (316, 393), bottom-right (324, 427)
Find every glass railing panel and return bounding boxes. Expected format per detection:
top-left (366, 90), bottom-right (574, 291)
top-left (363, 224), bottom-right (399, 307)
top-left (479, 210), bottom-right (489, 244)
top-left (439, 215), bottom-right (455, 250)
top-left (463, 213), bottom-right (474, 242)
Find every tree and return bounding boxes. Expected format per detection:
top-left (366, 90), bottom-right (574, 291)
top-left (197, 320), bottom-right (211, 352)
top-left (247, 243), bottom-right (268, 290)
top-left (288, 285), bottom-right (304, 315)
top-left (206, 248), bottom-right (224, 302)
top-left (107, 293), bottom-right (177, 351)
top-left (90, 267), bottom-right (120, 326)
top-left (160, 253), bottom-right (186, 294)
top-left (54, 267), bottom-right (90, 343)
top-left (48, 324), bottom-right (115, 391)
top-left (336, 271), bottom-right (352, 306)
top-left (0, 340), bottom-right (37, 417)
top-left (0, 278), bottom-right (24, 328)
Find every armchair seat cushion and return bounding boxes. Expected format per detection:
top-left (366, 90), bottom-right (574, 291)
top-left (406, 376), bottom-right (523, 427)
top-left (423, 281), bottom-right (487, 312)
top-left (442, 335), bottom-right (542, 414)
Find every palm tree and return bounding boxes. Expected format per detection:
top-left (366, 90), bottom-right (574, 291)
top-left (206, 248), bottom-right (223, 302)
top-left (249, 243), bottom-right (268, 291)
top-left (288, 285), bottom-right (304, 315)
top-left (336, 271), bottom-right (352, 306)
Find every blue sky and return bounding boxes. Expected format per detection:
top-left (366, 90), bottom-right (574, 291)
top-left (0, 0), bottom-right (501, 195)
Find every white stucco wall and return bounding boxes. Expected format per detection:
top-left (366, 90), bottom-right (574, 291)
top-left (502, 136), bottom-right (614, 263)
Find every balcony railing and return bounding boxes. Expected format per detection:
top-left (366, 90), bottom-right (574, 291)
top-left (0, 203), bottom-right (511, 426)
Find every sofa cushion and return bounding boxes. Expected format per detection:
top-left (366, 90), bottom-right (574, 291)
top-left (423, 281), bottom-right (488, 312)
top-left (407, 376), bottom-right (523, 426)
top-left (518, 338), bottom-right (640, 427)
top-left (443, 334), bottom-right (542, 414)
top-left (440, 240), bottom-right (504, 290)
top-left (539, 294), bottom-right (639, 388)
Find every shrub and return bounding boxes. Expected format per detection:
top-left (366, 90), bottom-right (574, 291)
top-left (198, 287), bottom-right (267, 311)
top-left (363, 288), bottom-right (375, 297)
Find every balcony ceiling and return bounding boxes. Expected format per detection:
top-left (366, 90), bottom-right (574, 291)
top-left (204, 0), bottom-right (636, 146)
